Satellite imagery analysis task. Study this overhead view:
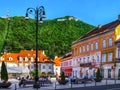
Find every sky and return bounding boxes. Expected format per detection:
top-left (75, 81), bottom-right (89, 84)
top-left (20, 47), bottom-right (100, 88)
top-left (0, 0), bottom-right (120, 26)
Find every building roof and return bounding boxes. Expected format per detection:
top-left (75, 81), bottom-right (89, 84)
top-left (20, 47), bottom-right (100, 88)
top-left (62, 52), bottom-right (72, 59)
top-left (73, 19), bottom-right (120, 45)
top-left (0, 50), bottom-right (53, 63)
top-left (0, 53), bottom-right (19, 63)
top-left (54, 56), bottom-right (61, 66)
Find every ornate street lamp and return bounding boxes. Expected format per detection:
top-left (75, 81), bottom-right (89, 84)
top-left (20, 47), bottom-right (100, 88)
top-left (25, 6), bottom-right (46, 88)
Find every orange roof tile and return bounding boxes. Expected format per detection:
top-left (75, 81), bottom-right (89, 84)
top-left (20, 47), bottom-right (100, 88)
top-left (0, 53), bottom-right (19, 63)
top-left (54, 56), bottom-right (61, 66)
top-left (0, 50), bottom-right (53, 64)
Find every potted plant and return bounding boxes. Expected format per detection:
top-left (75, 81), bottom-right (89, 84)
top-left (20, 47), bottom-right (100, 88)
top-left (94, 68), bottom-right (102, 82)
top-left (58, 71), bottom-right (68, 85)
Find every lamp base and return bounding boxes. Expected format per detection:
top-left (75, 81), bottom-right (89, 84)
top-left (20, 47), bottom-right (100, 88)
top-left (33, 83), bottom-right (40, 88)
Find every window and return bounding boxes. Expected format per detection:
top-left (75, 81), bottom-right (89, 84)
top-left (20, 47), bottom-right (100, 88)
top-left (87, 45), bottom-right (89, 51)
top-left (102, 53), bottom-right (106, 62)
top-left (97, 56), bottom-right (99, 62)
top-left (108, 52), bottom-right (113, 61)
top-left (19, 57), bottom-right (23, 62)
top-left (42, 65), bottom-right (45, 69)
top-left (9, 57), bottom-right (13, 61)
top-left (87, 57), bottom-right (89, 63)
top-left (56, 68), bottom-right (58, 70)
top-left (109, 38), bottom-right (113, 47)
top-left (80, 47), bottom-right (82, 53)
top-left (49, 65), bottom-right (51, 69)
top-left (118, 48), bottom-right (120, 58)
top-left (0, 57), bottom-right (4, 61)
top-left (91, 44), bottom-right (94, 51)
top-left (25, 57), bottom-right (28, 62)
top-left (30, 57), bottom-right (34, 62)
top-left (103, 40), bottom-right (106, 48)
top-left (75, 48), bottom-right (77, 55)
top-left (83, 46), bottom-right (85, 52)
top-left (96, 42), bottom-right (98, 50)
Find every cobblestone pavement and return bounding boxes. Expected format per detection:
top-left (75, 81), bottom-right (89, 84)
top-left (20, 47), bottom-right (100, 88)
top-left (1, 79), bottom-right (120, 90)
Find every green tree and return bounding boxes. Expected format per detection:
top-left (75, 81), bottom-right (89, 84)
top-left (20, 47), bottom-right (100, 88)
top-left (96, 68), bottom-right (101, 79)
top-left (60, 71), bottom-right (65, 81)
top-left (30, 69), bottom-right (41, 78)
top-left (1, 61), bottom-right (8, 81)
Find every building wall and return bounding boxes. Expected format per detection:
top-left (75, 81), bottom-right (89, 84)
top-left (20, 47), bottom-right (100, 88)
top-left (61, 56), bottom-right (72, 77)
top-left (72, 28), bottom-right (117, 79)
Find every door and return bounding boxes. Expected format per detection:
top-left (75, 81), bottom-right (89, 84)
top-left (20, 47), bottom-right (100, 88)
top-left (108, 69), bottom-right (111, 78)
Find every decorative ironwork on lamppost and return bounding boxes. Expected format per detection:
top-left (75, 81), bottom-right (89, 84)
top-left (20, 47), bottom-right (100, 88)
top-left (25, 6), bottom-right (46, 88)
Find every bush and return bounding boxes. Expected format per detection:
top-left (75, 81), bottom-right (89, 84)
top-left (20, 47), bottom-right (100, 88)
top-left (1, 61), bottom-right (8, 81)
top-left (60, 71), bottom-right (65, 81)
top-left (96, 68), bottom-right (101, 79)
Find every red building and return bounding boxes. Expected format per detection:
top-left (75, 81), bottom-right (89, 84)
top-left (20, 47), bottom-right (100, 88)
top-left (61, 52), bottom-right (72, 77)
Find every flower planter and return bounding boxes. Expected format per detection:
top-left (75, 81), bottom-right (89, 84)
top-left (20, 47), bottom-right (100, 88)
top-left (0, 81), bottom-right (12, 88)
top-left (94, 78), bottom-right (102, 82)
top-left (58, 80), bottom-right (68, 85)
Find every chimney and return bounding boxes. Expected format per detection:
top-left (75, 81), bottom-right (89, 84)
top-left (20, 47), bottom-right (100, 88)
top-left (98, 24), bottom-right (102, 28)
top-left (118, 15), bottom-right (120, 21)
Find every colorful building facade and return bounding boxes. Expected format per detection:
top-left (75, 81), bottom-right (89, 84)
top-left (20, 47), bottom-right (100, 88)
top-left (61, 52), bottom-right (72, 77)
top-left (72, 16), bottom-right (120, 79)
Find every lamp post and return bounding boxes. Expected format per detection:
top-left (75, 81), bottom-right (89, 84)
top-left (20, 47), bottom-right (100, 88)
top-left (114, 60), bottom-right (116, 84)
top-left (25, 6), bottom-right (46, 88)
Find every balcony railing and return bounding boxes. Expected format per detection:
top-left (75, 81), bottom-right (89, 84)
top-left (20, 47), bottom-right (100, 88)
top-left (115, 58), bottom-right (120, 63)
top-left (80, 62), bottom-right (92, 67)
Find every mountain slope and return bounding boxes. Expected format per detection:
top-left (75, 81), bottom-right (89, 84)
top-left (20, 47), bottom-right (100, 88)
top-left (0, 16), bottom-right (95, 59)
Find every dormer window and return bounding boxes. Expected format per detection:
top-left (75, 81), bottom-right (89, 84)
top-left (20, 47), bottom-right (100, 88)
top-left (19, 57), bottom-right (23, 62)
top-left (0, 57), bottom-right (4, 61)
top-left (30, 57), bottom-right (34, 62)
top-left (9, 57), bottom-right (13, 61)
top-left (25, 57), bottom-right (28, 62)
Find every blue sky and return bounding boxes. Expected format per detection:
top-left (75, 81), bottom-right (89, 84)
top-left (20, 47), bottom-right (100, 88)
top-left (0, 0), bottom-right (120, 26)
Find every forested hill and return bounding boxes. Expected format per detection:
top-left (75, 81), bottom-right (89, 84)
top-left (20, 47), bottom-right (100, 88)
top-left (0, 16), bottom-right (95, 59)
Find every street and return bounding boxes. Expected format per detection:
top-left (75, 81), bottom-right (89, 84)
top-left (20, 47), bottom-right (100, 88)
top-left (56, 84), bottom-right (120, 90)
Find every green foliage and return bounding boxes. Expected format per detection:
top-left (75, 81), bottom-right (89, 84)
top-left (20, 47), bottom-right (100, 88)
top-left (1, 61), bottom-right (8, 81)
top-left (96, 68), bottom-right (101, 79)
top-left (60, 71), bottom-right (65, 81)
top-left (0, 16), bottom-right (95, 59)
top-left (30, 69), bottom-right (41, 77)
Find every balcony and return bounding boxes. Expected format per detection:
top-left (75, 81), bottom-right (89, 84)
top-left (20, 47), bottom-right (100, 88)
top-left (115, 58), bottom-right (120, 63)
top-left (80, 62), bottom-right (92, 67)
